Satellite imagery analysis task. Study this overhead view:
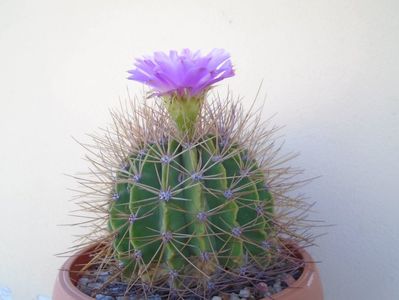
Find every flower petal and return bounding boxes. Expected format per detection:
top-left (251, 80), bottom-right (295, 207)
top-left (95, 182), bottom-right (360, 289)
top-left (127, 49), bottom-right (234, 98)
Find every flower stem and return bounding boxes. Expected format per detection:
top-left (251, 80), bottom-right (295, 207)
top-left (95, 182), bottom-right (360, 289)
top-left (164, 96), bottom-right (204, 138)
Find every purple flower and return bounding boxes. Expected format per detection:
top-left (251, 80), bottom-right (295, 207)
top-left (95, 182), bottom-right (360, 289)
top-left (127, 49), bottom-right (235, 98)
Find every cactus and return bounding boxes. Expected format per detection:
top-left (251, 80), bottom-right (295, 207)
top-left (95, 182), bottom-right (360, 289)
top-left (73, 49), bottom-right (314, 298)
top-left (109, 132), bottom-right (274, 281)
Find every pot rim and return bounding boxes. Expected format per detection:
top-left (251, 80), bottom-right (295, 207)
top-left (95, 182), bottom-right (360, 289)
top-left (55, 243), bottom-right (318, 299)
top-left (264, 244), bottom-right (318, 299)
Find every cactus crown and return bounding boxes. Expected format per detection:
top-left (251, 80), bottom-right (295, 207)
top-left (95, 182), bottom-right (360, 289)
top-left (71, 49), bottom-right (315, 299)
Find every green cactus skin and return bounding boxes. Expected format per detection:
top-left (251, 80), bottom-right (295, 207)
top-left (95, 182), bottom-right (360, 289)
top-left (108, 134), bottom-right (274, 282)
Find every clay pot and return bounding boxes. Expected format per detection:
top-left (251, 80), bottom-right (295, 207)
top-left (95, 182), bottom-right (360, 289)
top-left (261, 245), bottom-right (323, 300)
top-left (53, 243), bottom-right (323, 300)
top-left (53, 245), bottom-right (96, 300)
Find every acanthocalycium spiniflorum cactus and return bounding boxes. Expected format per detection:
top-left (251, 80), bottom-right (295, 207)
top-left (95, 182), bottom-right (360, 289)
top-left (75, 49), bottom-right (314, 298)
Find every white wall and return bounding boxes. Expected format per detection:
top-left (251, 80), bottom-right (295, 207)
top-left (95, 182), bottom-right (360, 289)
top-left (0, 0), bottom-right (398, 299)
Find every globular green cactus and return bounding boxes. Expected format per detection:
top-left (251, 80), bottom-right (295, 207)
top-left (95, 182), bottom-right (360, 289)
top-left (108, 132), bottom-right (274, 283)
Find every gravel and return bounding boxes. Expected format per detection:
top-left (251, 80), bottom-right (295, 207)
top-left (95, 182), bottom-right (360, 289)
top-left (239, 288), bottom-right (250, 298)
top-left (76, 257), bottom-right (303, 299)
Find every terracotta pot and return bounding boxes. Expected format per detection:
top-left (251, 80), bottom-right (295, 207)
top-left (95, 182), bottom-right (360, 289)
top-left (53, 243), bottom-right (323, 300)
top-left (261, 245), bottom-right (323, 300)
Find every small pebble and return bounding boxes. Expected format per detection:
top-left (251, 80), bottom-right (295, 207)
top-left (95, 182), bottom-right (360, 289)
top-left (255, 282), bottom-right (269, 293)
top-left (262, 292), bottom-right (272, 298)
top-left (273, 280), bottom-right (282, 293)
top-left (78, 276), bottom-right (90, 286)
top-left (95, 295), bottom-right (114, 300)
top-left (107, 285), bottom-right (125, 294)
top-left (230, 293), bottom-right (240, 300)
top-left (88, 282), bottom-right (103, 289)
top-left (98, 271), bottom-right (111, 283)
top-left (239, 288), bottom-right (250, 298)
